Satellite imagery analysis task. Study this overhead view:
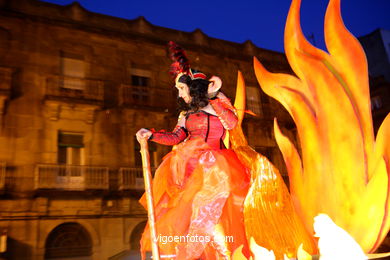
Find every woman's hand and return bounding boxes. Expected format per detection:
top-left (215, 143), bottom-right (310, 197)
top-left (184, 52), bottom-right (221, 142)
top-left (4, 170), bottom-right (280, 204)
top-left (136, 128), bottom-right (152, 143)
top-left (208, 76), bottom-right (222, 98)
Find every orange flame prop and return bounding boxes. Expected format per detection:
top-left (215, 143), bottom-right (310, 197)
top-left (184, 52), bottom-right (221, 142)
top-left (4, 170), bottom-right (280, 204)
top-left (230, 72), bottom-right (317, 259)
top-left (254, 0), bottom-right (390, 252)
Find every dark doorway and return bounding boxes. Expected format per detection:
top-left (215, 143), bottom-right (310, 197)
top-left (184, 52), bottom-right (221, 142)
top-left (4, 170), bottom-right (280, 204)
top-left (45, 222), bottom-right (92, 260)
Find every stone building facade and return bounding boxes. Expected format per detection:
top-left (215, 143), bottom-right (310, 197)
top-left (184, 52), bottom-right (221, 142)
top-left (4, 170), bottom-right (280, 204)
top-left (0, 0), bottom-right (295, 259)
top-left (359, 28), bottom-right (390, 83)
top-left (358, 29), bottom-right (390, 134)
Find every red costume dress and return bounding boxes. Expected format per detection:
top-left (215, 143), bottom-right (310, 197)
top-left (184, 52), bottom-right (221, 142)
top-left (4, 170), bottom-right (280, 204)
top-left (140, 97), bottom-right (250, 259)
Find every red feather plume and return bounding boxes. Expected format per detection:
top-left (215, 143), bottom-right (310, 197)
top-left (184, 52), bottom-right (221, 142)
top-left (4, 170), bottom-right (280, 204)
top-left (168, 41), bottom-right (190, 78)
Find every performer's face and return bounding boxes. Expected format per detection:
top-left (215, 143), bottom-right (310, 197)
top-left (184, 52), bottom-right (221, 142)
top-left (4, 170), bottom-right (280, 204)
top-left (176, 82), bottom-right (192, 103)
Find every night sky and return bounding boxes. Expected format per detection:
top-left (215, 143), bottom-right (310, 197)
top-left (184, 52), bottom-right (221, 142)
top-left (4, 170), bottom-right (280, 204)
top-left (41, 0), bottom-right (390, 53)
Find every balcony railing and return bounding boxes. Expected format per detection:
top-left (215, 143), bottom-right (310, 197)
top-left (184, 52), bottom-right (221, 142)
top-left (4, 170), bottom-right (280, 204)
top-left (0, 67), bottom-right (12, 95)
top-left (0, 162), bottom-right (5, 190)
top-left (118, 167), bottom-right (156, 191)
top-left (35, 164), bottom-right (109, 190)
top-left (46, 75), bottom-right (104, 103)
top-left (119, 84), bottom-right (176, 112)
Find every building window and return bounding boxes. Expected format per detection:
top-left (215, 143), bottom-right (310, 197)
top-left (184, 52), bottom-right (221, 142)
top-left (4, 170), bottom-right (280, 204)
top-left (246, 86), bottom-right (261, 115)
top-left (371, 96), bottom-right (382, 110)
top-left (131, 75), bottom-right (149, 103)
top-left (132, 75), bottom-right (149, 87)
top-left (60, 52), bottom-right (86, 90)
top-left (128, 68), bottom-right (152, 104)
top-left (58, 132), bottom-right (84, 166)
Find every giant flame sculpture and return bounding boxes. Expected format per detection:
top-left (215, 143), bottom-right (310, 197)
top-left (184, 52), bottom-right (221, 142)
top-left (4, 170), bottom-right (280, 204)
top-left (230, 72), bottom-right (317, 259)
top-left (253, 0), bottom-right (390, 253)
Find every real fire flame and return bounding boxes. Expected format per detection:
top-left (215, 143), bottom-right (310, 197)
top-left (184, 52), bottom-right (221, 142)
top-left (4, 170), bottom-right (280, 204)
top-left (253, 0), bottom-right (390, 253)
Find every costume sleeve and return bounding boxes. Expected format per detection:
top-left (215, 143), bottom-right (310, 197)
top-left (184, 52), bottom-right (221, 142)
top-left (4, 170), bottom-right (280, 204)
top-left (209, 94), bottom-right (238, 130)
top-left (149, 126), bottom-right (188, 145)
top-left (149, 113), bottom-right (188, 145)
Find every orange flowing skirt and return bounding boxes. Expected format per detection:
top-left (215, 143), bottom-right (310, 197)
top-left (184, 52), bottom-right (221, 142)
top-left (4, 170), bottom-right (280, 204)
top-left (140, 139), bottom-right (250, 259)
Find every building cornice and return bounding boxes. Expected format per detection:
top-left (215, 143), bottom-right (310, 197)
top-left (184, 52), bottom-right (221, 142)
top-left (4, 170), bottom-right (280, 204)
top-left (0, 0), bottom-right (290, 71)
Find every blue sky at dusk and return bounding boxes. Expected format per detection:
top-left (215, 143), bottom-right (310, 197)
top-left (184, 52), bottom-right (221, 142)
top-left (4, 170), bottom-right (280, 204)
top-left (41, 0), bottom-right (390, 53)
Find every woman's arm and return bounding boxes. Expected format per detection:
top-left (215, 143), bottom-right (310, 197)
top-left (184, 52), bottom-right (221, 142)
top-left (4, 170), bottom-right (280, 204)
top-left (209, 92), bottom-right (238, 130)
top-left (147, 113), bottom-right (188, 146)
top-left (207, 76), bottom-right (238, 130)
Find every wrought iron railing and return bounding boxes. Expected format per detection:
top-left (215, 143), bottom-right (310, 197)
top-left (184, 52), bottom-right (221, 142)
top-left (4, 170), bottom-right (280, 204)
top-left (46, 75), bottom-right (104, 102)
top-left (119, 84), bottom-right (176, 112)
top-left (35, 164), bottom-right (109, 190)
top-left (118, 167), bottom-right (156, 190)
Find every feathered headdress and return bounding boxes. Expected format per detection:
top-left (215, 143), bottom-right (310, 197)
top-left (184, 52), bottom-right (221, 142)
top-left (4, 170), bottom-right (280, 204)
top-left (168, 41), bottom-right (206, 81)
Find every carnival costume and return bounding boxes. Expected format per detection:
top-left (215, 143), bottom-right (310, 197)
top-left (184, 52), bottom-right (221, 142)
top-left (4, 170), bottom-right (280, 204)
top-left (139, 42), bottom-right (250, 259)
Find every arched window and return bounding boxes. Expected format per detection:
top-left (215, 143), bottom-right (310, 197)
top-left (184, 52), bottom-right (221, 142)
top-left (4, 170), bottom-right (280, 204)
top-left (45, 222), bottom-right (92, 259)
top-left (130, 221), bottom-right (147, 250)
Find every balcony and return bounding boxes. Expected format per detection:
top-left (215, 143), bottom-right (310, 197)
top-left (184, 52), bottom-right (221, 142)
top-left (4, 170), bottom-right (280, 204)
top-left (35, 164), bottom-right (109, 190)
top-left (0, 162), bottom-right (5, 190)
top-left (118, 167), bottom-right (156, 191)
top-left (119, 84), bottom-right (176, 112)
top-left (45, 75), bottom-right (104, 105)
top-left (0, 67), bottom-right (12, 96)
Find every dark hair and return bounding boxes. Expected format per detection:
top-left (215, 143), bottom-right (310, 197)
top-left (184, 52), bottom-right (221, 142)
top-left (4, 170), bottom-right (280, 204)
top-left (177, 73), bottom-right (210, 112)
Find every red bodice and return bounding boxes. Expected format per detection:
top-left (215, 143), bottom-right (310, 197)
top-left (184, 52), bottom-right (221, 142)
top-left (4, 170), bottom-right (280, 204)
top-left (150, 96), bottom-right (238, 149)
top-left (185, 111), bottom-right (226, 149)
